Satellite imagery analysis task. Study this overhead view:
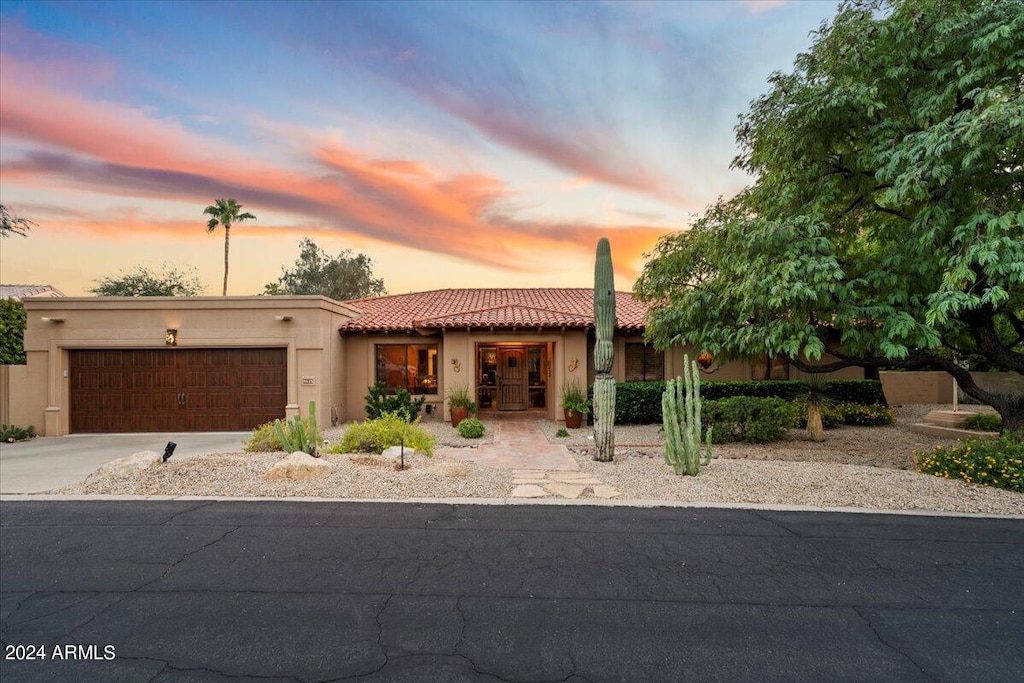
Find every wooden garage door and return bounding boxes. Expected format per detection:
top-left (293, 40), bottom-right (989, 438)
top-left (69, 348), bottom-right (286, 433)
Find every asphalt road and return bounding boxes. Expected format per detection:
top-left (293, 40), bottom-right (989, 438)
top-left (1, 501), bottom-right (1022, 682)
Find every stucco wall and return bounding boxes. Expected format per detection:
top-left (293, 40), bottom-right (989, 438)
top-left (19, 296), bottom-right (358, 435)
top-left (880, 371), bottom-right (1023, 405)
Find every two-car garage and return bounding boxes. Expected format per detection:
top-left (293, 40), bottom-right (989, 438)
top-left (69, 348), bottom-right (286, 433)
top-left (11, 296), bottom-right (359, 436)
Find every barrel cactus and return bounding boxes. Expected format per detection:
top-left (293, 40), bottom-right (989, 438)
top-left (662, 355), bottom-right (712, 475)
top-left (593, 237), bottom-right (616, 462)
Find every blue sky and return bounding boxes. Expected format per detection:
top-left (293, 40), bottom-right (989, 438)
top-left (0, 0), bottom-right (838, 295)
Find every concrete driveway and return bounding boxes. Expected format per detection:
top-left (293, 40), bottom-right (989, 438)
top-left (0, 432), bottom-right (249, 494)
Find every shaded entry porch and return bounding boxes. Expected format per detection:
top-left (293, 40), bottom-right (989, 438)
top-left (476, 343), bottom-right (550, 412)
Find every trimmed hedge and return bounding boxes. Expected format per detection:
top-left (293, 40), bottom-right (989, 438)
top-left (611, 379), bottom-right (886, 425)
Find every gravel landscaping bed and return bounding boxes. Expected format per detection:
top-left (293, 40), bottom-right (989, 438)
top-left (55, 404), bottom-right (1022, 515)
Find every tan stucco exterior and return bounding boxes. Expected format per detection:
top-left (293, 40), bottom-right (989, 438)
top-left (15, 296), bottom-right (359, 435)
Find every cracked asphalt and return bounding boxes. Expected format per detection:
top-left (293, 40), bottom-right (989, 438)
top-left (1, 501), bottom-right (1022, 682)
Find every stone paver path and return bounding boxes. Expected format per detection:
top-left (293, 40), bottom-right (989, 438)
top-left (439, 420), bottom-right (621, 499)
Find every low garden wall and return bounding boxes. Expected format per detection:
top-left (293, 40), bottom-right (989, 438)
top-left (880, 371), bottom-right (1023, 405)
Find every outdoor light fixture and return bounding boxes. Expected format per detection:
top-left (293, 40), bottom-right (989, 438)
top-left (275, 315), bottom-right (293, 321)
top-left (165, 328), bottom-right (178, 346)
top-left (162, 441), bottom-right (177, 462)
top-left (41, 317), bottom-right (66, 323)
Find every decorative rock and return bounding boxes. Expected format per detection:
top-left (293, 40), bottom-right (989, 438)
top-left (382, 445), bottom-right (423, 459)
top-left (97, 451), bottom-right (162, 478)
top-left (544, 482), bottom-right (587, 499)
top-left (264, 451), bottom-right (333, 481)
top-left (511, 484), bottom-right (547, 498)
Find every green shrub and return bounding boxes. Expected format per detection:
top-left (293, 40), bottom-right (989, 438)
top-left (1, 423), bottom-right (35, 442)
top-left (365, 382), bottom-right (426, 422)
top-left (244, 421), bottom-right (283, 452)
top-left (703, 396), bottom-right (794, 443)
top-left (964, 413), bottom-right (1002, 432)
top-left (916, 436), bottom-right (1024, 492)
top-left (446, 386), bottom-right (477, 412)
top-left (611, 379), bottom-right (886, 425)
top-left (555, 427), bottom-right (569, 438)
top-left (840, 403), bottom-right (895, 426)
top-left (457, 418), bottom-right (485, 438)
top-left (330, 412), bottom-right (436, 456)
top-left (0, 299), bottom-right (27, 365)
top-left (791, 399), bottom-right (843, 429)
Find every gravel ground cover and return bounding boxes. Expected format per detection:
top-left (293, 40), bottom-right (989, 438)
top-left (56, 404), bottom-right (1022, 515)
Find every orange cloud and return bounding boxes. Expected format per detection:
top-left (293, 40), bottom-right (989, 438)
top-left (0, 54), bottom-right (672, 284)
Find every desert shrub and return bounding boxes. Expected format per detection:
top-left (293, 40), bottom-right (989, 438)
top-left (555, 427), bottom-right (569, 438)
top-left (703, 396), bottom-right (794, 443)
top-left (457, 418), bottom-right (485, 438)
top-left (916, 436), bottom-right (1024, 492)
top-left (244, 421), bottom-right (282, 452)
top-left (330, 412), bottom-right (435, 456)
top-left (840, 403), bottom-right (895, 426)
top-left (964, 413), bottom-right (1003, 432)
top-left (446, 386), bottom-right (477, 412)
top-left (790, 399), bottom-right (843, 429)
top-left (365, 382), bottom-right (426, 422)
top-left (610, 379), bottom-right (886, 425)
top-left (1, 423), bottom-right (35, 442)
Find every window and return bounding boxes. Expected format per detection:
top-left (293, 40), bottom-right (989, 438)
top-left (625, 343), bottom-right (665, 381)
top-left (375, 344), bottom-right (439, 394)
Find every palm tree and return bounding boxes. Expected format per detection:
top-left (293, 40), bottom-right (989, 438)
top-left (203, 198), bottom-right (256, 296)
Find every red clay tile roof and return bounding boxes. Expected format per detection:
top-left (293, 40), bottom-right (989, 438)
top-left (340, 288), bottom-right (648, 333)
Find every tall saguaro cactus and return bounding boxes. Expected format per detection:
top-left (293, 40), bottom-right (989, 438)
top-left (593, 237), bottom-right (616, 462)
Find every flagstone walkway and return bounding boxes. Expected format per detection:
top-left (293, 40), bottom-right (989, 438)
top-left (439, 420), bottom-right (621, 500)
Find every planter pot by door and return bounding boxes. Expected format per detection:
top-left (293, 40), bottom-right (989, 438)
top-left (564, 409), bottom-right (583, 429)
top-left (450, 406), bottom-right (470, 427)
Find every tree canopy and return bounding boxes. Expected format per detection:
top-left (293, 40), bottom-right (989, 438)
top-left (0, 204), bottom-right (34, 238)
top-left (634, 0), bottom-right (1023, 430)
top-left (264, 238), bottom-right (386, 301)
top-left (90, 264), bottom-right (204, 297)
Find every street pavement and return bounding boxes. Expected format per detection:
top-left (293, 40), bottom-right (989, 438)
top-left (1, 501), bottom-right (1022, 682)
top-left (0, 433), bottom-right (249, 493)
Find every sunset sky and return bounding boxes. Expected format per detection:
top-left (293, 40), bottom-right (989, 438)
top-left (0, 0), bottom-right (837, 297)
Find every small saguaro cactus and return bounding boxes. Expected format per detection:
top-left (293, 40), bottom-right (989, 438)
top-left (274, 400), bottom-right (320, 456)
top-left (592, 237), bottom-right (616, 462)
top-left (662, 355), bottom-right (713, 476)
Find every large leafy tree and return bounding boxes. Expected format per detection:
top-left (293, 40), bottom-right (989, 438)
top-left (203, 198), bottom-right (256, 296)
top-left (635, 0), bottom-right (1023, 431)
top-left (1, 204), bottom-right (34, 238)
top-left (90, 264), bottom-right (204, 297)
top-left (264, 238), bottom-right (386, 301)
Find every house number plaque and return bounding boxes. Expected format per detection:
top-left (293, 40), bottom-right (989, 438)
top-left (301, 376), bottom-right (316, 386)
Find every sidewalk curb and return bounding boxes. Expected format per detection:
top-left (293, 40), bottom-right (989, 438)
top-left (1, 493), bottom-right (1021, 519)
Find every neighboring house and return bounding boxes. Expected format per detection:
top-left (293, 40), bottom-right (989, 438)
top-left (10, 289), bottom-right (862, 435)
top-left (1, 284), bottom-right (65, 299)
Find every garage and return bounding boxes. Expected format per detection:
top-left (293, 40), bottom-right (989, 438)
top-left (69, 348), bottom-right (286, 433)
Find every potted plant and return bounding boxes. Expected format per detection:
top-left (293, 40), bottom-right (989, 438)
top-left (446, 386), bottom-right (476, 427)
top-left (561, 381), bottom-right (591, 429)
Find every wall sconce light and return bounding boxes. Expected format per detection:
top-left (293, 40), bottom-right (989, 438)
top-left (41, 317), bottom-right (66, 323)
top-left (165, 328), bottom-right (178, 346)
top-left (274, 315), bottom-right (293, 322)
top-left (451, 358), bottom-right (461, 373)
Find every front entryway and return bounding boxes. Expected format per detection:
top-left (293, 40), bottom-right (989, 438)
top-left (477, 344), bottom-right (549, 412)
top-left (69, 348), bottom-right (286, 433)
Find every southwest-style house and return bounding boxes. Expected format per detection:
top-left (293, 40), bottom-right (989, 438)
top-left (3, 289), bottom-right (863, 435)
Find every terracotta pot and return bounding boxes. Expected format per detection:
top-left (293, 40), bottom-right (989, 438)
top-left (564, 409), bottom-right (583, 429)
top-left (450, 406), bottom-right (470, 427)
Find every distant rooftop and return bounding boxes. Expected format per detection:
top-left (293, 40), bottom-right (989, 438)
top-left (0, 284), bottom-right (65, 299)
top-left (340, 288), bottom-right (648, 333)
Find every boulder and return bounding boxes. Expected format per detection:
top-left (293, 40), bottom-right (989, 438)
top-left (264, 451), bottom-right (333, 481)
top-left (97, 451), bottom-right (162, 478)
top-left (381, 445), bottom-right (423, 460)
